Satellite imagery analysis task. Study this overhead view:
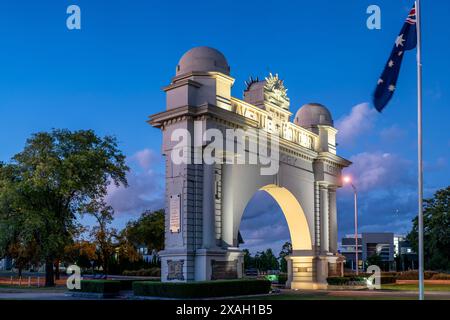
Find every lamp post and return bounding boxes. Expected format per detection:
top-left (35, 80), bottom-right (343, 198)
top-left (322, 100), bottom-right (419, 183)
top-left (343, 176), bottom-right (359, 275)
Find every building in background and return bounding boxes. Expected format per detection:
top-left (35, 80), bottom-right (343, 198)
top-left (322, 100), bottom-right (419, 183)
top-left (339, 234), bottom-right (362, 271)
top-left (0, 257), bottom-right (12, 271)
top-left (340, 233), bottom-right (396, 272)
top-left (362, 233), bottom-right (394, 271)
top-left (396, 238), bottom-right (418, 271)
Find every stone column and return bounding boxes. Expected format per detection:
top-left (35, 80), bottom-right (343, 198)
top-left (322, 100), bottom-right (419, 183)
top-left (202, 163), bottom-right (216, 249)
top-left (320, 184), bottom-right (329, 253)
top-left (328, 187), bottom-right (338, 254)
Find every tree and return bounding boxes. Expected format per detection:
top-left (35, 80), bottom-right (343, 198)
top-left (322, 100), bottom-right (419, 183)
top-left (0, 163), bottom-right (41, 277)
top-left (279, 242), bottom-right (292, 273)
top-left (64, 240), bottom-right (97, 269)
top-left (64, 225), bottom-right (97, 269)
top-left (366, 253), bottom-right (383, 268)
top-left (0, 129), bottom-right (129, 286)
top-left (123, 209), bottom-right (165, 252)
top-left (242, 249), bottom-right (255, 270)
top-left (407, 186), bottom-right (449, 271)
top-left (254, 249), bottom-right (279, 272)
top-left (88, 202), bottom-right (118, 278)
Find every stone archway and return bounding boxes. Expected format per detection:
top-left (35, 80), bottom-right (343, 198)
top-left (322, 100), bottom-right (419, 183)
top-left (149, 46), bottom-right (350, 289)
top-left (240, 185), bottom-right (325, 289)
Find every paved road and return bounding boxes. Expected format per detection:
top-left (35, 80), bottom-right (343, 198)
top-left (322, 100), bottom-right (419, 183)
top-left (1, 287), bottom-right (449, 300)
top-left (282, 288), bottom-right (450, 300)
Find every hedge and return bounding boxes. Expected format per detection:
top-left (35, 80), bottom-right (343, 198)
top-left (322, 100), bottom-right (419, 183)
top-left (327, 276), bottom-right (366, 286)
top-left (379, 276), bottom-right (396, 284)
top-left (133, 279), bottom-right (272, 298)
top-left (122, 268), bottom-right (161, 277)
top-left (396, 271), bottom-right (438, 280)
top-left (278, 274), bottom-right (288, 285)
top-left (431, 273), bottom-right (450, 280)
top-left (74, 280), bottom-right (122, 294)
top-left (116, 278), bottom-right (158, 290)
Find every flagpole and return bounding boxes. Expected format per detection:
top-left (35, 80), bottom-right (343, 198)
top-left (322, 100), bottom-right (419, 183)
top-left (415, 0), bottom-right (424, 301)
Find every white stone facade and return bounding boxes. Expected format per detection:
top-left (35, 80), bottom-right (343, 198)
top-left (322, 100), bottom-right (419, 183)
top-left (149, 47), bottom-right (350, 289)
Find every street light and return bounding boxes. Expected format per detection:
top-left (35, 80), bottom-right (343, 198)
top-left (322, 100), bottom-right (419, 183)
top-left (343, 176), bottom-right (359, 275)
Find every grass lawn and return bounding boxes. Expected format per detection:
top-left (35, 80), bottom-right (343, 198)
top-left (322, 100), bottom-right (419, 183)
top-left (382, 283), bottom-right (450, 292)
top-left (0, 284), bottom-right (66, 292)
top-left (238, 293), bottom-right (414, 300)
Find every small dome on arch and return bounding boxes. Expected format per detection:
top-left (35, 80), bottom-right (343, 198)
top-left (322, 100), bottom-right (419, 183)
top-left (176, 46), bottom-right (230, 76)
top-left (294, 103), bottom-right (334, 128)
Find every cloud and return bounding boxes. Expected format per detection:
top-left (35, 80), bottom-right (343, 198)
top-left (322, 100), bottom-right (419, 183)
top-left (379, 125), bottom-right (406, 141)
top-left (337, 151), bottom-right (419, 238)
top-left (344, 152), bottom-right (415, 192)
top-left (131, 148), bottom-right (156, 170)
top-left (336, 103), bottom-right (378, 147)
top-left (240, 191), bottom-right (290, 253)
top-left (105, 149), bottom-right (164, 217)
top-left (239, 151), bottom-right (418, 252)
top-left (424, 156), bottom-right (447, 172)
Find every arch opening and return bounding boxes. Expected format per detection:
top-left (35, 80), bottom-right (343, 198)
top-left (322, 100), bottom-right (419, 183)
top-left (238, 184), bottom-right (312, 252)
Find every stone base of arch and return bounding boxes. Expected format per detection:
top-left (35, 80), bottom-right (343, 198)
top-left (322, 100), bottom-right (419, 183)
top-left (286, 254), bottom-right (343, 290)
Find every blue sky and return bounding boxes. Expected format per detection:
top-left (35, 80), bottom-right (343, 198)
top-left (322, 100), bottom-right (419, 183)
top-left (0, 1), bottom-right (448, 253)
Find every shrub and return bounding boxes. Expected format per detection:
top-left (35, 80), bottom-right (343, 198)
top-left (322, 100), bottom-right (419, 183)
top-left (380, 272), bottom-right (398, 277)
top-left (326, 277), bottom-right (366, 286)
top-left (74, 280), bottom-right (121, 294)
top-left (431, 273), bottom-right (450, 280)
top-left (133, 279), bottom-right (272, 298)
top-left (122, 268), bottom-right (161, 277)
top-left (115, 279), bottom-right (158, 290)
top-left (396, 270), bottom-right (438, 280)
top-left (278, 274), bottom-right (288, 285)
top-left (380, 276), bottom-right (396, 284)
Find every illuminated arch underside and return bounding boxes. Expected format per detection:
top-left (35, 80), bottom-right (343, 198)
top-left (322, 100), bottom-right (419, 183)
top-left (259, 184), bottom-right (312, 251)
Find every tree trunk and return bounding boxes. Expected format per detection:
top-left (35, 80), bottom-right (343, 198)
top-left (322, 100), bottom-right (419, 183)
top-left (54, 260), bottom-right (60, 280)
top-left (18, 267), bottom-right (22, 278)
top-left (103, 259), bottom-right (108, 279)
top-left (45, 260), bottom-right (55, 287)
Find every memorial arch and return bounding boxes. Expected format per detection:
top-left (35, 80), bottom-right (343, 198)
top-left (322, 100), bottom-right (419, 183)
top-left (149, 46), bottom-right (351, 289)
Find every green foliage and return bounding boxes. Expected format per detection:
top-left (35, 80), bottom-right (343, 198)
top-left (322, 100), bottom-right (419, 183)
top-left (123, 209), bottom-right (165, 252)
top-left (366, 253), bottom-right (383, 268)
top-left (133, 279), bottom-right (272, 298)
top-left (122, 268), bottom-right (161, 277)
top-left (396, 270), bottom-right (438, 280)
top-left (243, 248), bottom-right (279, 272)
top-left (327, 276), bottom-right (367, 286)
top-left (74, 280), bottom-right (121, 294)
top-left (431, 273), bottom-right (450, 280)
top-left (278, 242), bottom-right (292, 273)
top-left (379, 276), bottom-right (397, 284)
top-left (278, 273), bottom-right (288, 285)
top-left (407, 186), bottom-right (450, 271)
top-left (116, 279), bottom-right (156, 290)
top-left (242, 249), bottom-right (253, 269)
top-left (0, 129), bottom-right (129, 286)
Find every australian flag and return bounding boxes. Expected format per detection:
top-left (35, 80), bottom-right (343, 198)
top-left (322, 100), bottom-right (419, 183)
top-left (373, 5), bottom-right (417, 112)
